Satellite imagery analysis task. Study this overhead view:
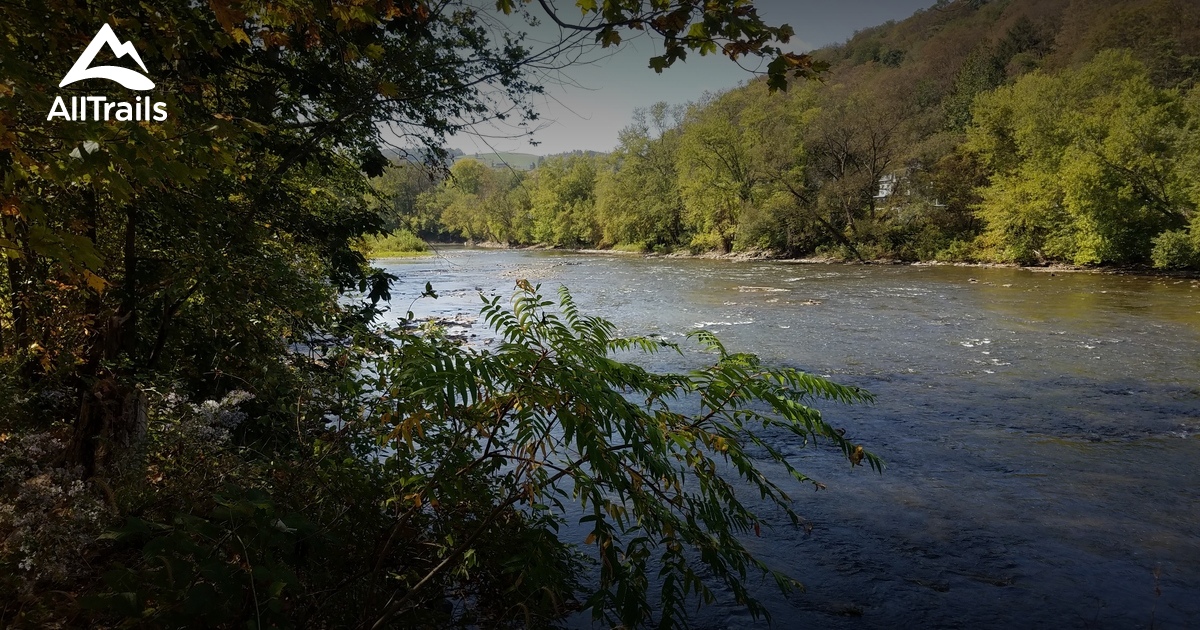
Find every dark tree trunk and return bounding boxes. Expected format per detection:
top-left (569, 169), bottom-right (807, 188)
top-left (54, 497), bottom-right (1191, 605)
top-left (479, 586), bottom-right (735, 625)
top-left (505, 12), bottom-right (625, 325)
top-left (71, 378), bottom-right (147, 476)
top-left (3, 254), bottom-right (22, 355)
top-left (119, 206), bottom-right (138, 355)
top-left (779, 179), bottom-right (865, 262)
top-left (5, 219), bottom-right (32, 361)
top-left (70, 198), bottom-right (145, 477)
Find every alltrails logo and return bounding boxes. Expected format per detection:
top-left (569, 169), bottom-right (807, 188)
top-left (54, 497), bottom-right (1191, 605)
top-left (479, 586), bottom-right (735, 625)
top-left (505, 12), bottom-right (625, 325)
top-left (48, 23), bottom-right (168, 122)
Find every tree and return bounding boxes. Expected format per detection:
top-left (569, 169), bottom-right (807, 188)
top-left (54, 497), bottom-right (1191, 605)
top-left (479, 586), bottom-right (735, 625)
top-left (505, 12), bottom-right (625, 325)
top-left (371, 163), bottom-right (437, 233)
top-left (430, 158), bottom-right (534, 244)
top-left (528, 154), bottom-right (600, 247)
top-left (371, 163), bottom-right (442, 239)
top-left (943, 43), bottom-right (1007, 131)
top-left (713, 81), bottom-right (820, 254)
top-left (676, 90), bottom-right (760, 252)
top-left (968, 50), bottom-right (1197, 264)
top-left (1088, 0), bottom-right (1200, 89)
top-left (594, 103), bottom-right (686, 249)
top-left (1, 0), bottom-right (818, 473)
top-left (1, 0), bottom-right (546, 474)
top-left (1150, 84), bottom-right (1200, 268)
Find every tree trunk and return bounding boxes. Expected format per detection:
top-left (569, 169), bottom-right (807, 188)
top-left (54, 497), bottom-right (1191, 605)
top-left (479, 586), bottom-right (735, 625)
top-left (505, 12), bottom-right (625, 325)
top-left (3, 255), bottom-right (20, 355)
top-left (779, 179), bottom-right (865, 262)
top-left (119, 206), bottom-right (138, 355)
top-left (71, 377), bottom-right (147, 477)
top-left (70, 198), bottom-right (147, 477)
top-left (4, 222), bottom-right (31, 359)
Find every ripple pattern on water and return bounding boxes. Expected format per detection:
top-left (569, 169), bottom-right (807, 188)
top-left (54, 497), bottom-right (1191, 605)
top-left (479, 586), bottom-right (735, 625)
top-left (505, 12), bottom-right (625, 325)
top-left (372, 249), bottom-right (1200, 629)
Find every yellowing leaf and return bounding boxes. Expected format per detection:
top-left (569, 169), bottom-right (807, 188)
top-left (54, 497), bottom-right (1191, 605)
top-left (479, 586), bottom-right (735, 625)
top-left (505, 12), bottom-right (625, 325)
top-left (849, 445), bottom-right (864, 467)
top-left (83, 270), bottom-right (108, 293)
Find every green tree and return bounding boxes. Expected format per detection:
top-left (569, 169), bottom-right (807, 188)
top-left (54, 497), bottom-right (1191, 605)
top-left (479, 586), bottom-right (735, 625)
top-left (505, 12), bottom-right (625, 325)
top-left (1, 0), bottom-right (822, 468)
top-left (1151, 85), bottom-right (1200, 268)
top-left (529, 155), bottom-right (600, 247)
top-left (594, 103), bottom-right (686, 250)
top-left (944, 44), bottom-right (1007, 131)
top-left (719, 81), bottom-right (821, 254)
top-left (1089, 0), bottom-right (1200, 89)
top-left (371, 163), bottom-right (438, 235)
top-left (436, 159), bottom-right (494, 242)
top-left (969, 50), bottom-right (1196, 264)
top-left (676, 90), bottom-right (759, 252)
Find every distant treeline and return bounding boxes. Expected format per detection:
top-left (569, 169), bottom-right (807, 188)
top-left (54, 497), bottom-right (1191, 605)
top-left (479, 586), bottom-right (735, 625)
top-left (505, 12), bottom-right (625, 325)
top-left (375, 0), bottom-right (1200, 268)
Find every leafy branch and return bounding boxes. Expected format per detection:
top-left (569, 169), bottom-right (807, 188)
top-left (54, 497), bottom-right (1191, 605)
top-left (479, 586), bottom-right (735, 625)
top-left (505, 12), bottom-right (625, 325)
top-left (366, 281), bottom-right (881, 626)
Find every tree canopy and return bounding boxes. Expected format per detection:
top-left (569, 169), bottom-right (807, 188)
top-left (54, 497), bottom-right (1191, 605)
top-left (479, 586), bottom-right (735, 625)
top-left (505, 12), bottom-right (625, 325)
top-left (395, 0), bottom-right (1200, 267)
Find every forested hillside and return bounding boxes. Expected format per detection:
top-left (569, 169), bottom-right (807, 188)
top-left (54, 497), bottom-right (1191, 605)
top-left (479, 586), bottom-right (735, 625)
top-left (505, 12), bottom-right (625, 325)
top-left (393, 0), bottom-right (1200, 268)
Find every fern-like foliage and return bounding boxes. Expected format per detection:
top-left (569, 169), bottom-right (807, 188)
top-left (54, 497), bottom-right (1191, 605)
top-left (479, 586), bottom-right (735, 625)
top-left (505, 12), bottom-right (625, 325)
top-left (366, 282), bottom-right (880, 628)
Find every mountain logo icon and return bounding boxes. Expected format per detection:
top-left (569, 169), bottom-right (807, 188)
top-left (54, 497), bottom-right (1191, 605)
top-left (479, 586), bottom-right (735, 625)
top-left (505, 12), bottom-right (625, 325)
top-left (59, 23), bottom-right (154, 91)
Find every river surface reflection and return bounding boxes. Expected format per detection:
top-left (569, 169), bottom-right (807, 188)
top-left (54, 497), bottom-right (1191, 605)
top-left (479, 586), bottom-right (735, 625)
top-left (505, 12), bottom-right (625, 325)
top-left (374, 248), bottom-right (1200, 629)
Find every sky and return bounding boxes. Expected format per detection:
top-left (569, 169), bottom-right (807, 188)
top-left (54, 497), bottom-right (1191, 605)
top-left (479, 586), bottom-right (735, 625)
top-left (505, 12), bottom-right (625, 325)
top-left (449, 0), bottom-right (938, 156)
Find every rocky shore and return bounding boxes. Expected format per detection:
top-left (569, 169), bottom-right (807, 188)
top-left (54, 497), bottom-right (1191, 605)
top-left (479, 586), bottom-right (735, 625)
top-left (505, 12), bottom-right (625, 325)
top-left (438, 241), bottom-right (1200, 278)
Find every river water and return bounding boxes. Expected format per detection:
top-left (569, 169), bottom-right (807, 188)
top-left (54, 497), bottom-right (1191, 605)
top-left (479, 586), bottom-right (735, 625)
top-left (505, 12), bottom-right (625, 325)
top-left (374, 247), bottom-right (1200, 629)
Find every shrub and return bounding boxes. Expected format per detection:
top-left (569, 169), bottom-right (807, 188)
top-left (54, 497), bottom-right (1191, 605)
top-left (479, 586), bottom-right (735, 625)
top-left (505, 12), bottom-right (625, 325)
top-left (359, 229), bottom-right (430, 257)
top-left (611, 241), bottom-right (651, 253)
top-left (1151, 229), bottom-right (1200, 269)
top-left (0, 431), bottom-right (115, 616)
top-left (363, 283), bottom-right (880, 628)
top-left (936, 239), bottom-right (983, 263)
top-left (688, 231), bottom-right (727, 254)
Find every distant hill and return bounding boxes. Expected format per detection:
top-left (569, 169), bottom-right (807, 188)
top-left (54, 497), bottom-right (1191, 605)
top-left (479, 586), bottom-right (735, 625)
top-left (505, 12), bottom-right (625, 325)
top-left (381, 146), bottom-right (463, 165)
top-left (451, 150), bottom-right (609, 170)
top-left (816, 0), bottom-right (1199, 94)
top-left (454, 152), bottom-right (541, 170)
top-left (543, 150), bottom-right (605, 160)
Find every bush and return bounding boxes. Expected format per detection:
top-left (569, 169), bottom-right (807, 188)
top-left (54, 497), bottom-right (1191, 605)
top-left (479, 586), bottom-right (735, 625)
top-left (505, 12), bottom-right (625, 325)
top-left (688, 231), bottom-right (727, 254)
top-left (1151, 229), bottom-right (1200, 269)
top-left (0, 432), bottom-right (114, 608)
top-left (936, 239), bottom-right (983, 263)
top-left (362, 283), bottom-right (880, 627)
top-left (610, 241), bottom-right (651, 253)
top-left (359, 228), bottom-right (430, 257)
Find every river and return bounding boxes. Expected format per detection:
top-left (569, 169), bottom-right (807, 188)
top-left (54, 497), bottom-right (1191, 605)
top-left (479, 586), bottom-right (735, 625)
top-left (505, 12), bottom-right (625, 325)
top-left (373, 247), bottom-right (1200, 629)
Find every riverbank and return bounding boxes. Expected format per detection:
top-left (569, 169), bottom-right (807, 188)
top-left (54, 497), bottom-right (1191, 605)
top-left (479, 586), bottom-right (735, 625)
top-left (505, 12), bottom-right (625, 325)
top-left (435, 241), bottom-right (1200, 279)
top-left (370, 250), bottom-right (433, 258)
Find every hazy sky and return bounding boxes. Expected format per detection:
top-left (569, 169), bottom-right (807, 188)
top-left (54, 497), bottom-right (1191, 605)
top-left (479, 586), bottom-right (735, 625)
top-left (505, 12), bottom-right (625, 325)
top-left (449, 0), bottom-right (937, 156)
